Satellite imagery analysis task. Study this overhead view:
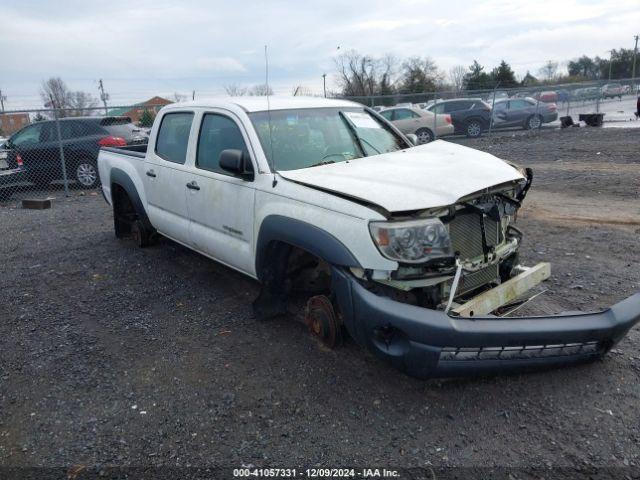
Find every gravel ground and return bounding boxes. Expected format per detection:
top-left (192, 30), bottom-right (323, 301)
top-left (0, 127), bottom-right (639, 475)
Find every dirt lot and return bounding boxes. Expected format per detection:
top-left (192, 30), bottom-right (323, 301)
top-left (1, 127), bottom-right (639, 474)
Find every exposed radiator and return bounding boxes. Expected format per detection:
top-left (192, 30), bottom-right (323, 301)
top-left (448, 212), bottom-right (500, 260)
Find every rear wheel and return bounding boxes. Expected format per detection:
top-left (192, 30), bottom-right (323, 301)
top-left (465, 119), bottom-right (483, 138)
top-left (526, 115), bottom-right (542, 130)
top-left (75, 161), bottom-right (99, 188)
top-left (130, 219), bottom-right (152, 248)
top-left (415, 128), bottom-right (434, 144)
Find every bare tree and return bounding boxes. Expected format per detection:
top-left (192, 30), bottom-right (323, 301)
top-left (67, 91), bottom-right (98, 116)
top-left (538, 60), bottom-right (559, 81)
top-left (224, 84), bottom-right (248, 96)
top-left (41, 77), bottom-right (71, 111)
top-left (334, 50), bottom-right (380, 97)
top-left (248, 84), bottom-right (274, 96)
top-left (172, 92), bottom-right (187, 102)
top-left (40, 77), bottom-right (98, 117)
top-left (449, 65), bottom-right (466, 92)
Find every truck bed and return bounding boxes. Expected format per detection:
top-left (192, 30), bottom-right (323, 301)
top-left (101, 144), bottom-right (147, 158)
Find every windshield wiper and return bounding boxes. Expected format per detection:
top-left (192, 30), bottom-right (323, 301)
top-left (308, 160), bottom-right (336, 168)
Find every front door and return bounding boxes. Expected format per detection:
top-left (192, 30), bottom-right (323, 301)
top-left (185, 111), bottom-right (256, 275)
top-left (144, 111), bottom-right (195, 244)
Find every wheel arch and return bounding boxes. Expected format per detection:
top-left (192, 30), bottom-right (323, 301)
top-left (255, 215), bottom-right (362, 282)
top-left (110, 168), bottom-right (153, 230)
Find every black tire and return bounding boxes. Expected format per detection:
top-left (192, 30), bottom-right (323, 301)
top-left (465, 119), bottom-right (483, 138)
top-left (74, 161), bottom-right (100, 189)
top-left (525, 115), bottom-right (542, 130)
top-left (414, 128), bottom-right (434, 144)
top-left (130, 219), bottom-right (152, 248)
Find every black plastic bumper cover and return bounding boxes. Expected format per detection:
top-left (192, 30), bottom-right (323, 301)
top-left (331, 267), bottom-right (640, 378)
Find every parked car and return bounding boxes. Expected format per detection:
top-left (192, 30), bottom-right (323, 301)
top-left (0, 144), bottom-right (25, 198)
top-left (533, 91), bottom-right (558, 103)
top-left (2, 116), bottom-right (148, 189)
top-left (425, 98), bottom-right (492, 138)
top-left (379, 106), bottom-right (453, 143)
top-left (601, 83), bottom-right (624, 99)
top-left (574, 87), bottom-right (600, 101)
top-left (492, 98), bottom-right (558, 130)
top-left (97, 96), bottom-right (640, 379)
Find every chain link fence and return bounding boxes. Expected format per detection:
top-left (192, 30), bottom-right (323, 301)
top-left (340, 77), bottom-right (639, 141)
top-left (0, 105), bottom-right (166, 202)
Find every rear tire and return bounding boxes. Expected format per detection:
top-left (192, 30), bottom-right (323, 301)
top-left (415, 128), bottom-right (434, 144)
top-left (131, 219), bottom-right (152, 248)
top-left (74, 161), bottom-right (99, 189)
top-left (465, 119), bottom-right (483, 138)
top-left (525, 115), bottom-right (542, 130)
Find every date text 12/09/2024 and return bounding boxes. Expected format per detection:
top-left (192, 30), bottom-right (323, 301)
top-left (233, 468), bottom-right (400, 478)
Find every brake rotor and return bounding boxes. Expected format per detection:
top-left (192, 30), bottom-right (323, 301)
top-left (304, 295), bottom-right (341, 348)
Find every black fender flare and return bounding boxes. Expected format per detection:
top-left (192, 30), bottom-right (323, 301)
top-left (110, 168), bottom-right (153, 230)
top-left (255, 215), bottom-right (362, 281)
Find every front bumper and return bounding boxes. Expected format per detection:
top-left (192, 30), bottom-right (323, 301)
top-left (332, 267), bottom-right (640, 378)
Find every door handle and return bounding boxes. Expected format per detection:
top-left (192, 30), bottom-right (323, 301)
top-left (146, 169), bottom-right (156, 178)
top-left (186, 181), bottom-right (200, 191)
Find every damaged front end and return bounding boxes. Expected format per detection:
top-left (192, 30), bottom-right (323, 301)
top-left (353, 170), bottom-right (534, 314)
top-left (333, 169), bottom-right (640, 378)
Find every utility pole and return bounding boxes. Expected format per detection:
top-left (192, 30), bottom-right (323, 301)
top-left (632, 35), bottom-right (639, 91)
top-left (192, 90), bottom-right (195, 101)
top-left (607, 50), bottom-right (614, 81)
top-left (322, 73), bottom-right (327, 98)
top-left (0, 89), bottom-right (6, 112)
top-left (98, 79), bottom-right (109, 115)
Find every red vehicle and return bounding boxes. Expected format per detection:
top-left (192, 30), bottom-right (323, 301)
top-left (534, 91), bottom-right (558, 103)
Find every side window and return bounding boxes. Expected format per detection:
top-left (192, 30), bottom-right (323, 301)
top-left (155, 112), bottom-right (194, 164)
top-left (196, 113), bottom-right (250, 175)
top-left (510, 100), bottom-right (530, 109)
top-left (60, 121), bottom-right (86, 140)
top-left (379, 110), bottom-right (393, 121)
top-left (494, 102), bottom-right (507, 111)
top-left (430, 103), bottom-right (445, 114)
top-left (11, 124), bottom-right (43, 147)
top-left (393, 109), bottom-right (414, 121)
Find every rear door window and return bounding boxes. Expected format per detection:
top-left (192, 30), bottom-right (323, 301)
top-left (155, 112), bottom-right (194, 164)
top-left (379, 110), bottom-right (393, 121)
top-left (393, 109), bottom-right (417, 120)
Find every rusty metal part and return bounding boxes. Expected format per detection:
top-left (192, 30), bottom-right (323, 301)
top-left (305, 295), bottom-right (341, 348)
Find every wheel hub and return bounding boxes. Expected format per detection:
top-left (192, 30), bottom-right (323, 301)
top-left (304, 295), bottom-right (341, 348)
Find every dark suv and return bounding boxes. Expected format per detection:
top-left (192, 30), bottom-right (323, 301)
top-left (3, 117), bottom-right (148, 189)
top-left (425, 98), bottom-right (492, 137)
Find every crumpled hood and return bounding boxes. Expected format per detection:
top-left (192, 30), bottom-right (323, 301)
top-left (278, 140), bottom-right (525, 212)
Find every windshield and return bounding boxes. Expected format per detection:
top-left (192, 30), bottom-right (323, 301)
top-left (248, 107), bottom-right (408, 171)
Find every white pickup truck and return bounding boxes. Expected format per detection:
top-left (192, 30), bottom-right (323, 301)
top-left (98, 96), bottom-right (639, 378)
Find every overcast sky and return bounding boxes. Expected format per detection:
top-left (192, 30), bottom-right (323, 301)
top-left (2, 0), bottom-right (639, 109)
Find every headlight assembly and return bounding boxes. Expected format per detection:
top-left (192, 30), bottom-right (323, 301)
top-left (369, 217), bottom-right (453, 264)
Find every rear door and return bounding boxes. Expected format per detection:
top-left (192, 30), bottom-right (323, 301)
top-left (185, 110), bottom-right (256, 275)
top-left (391, 108), bottom-right (421, 133)
top-left (507, 99), bottom-right (533, 126)
top-left (9, 122), bottom-right (60, 184)
top-left (144, 111), bottom-right (195, 244)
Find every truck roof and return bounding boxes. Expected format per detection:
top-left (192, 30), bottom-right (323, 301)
top-left (162, 96), bottom-right (360, 113)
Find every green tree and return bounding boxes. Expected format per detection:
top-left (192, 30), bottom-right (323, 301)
top-left (567, 55), bottom-right (600, 79)
top-left (463, 60), bottom-right (493, 91)
top-left (520, 71), bottom-right (538, 86)
top-left (139, 109), bottom-right (155, 127)
top-left (490, 60), bottom-right (517, 88)
top-left (399, 57), bottom-right (442, 93)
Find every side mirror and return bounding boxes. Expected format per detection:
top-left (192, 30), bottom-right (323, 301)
top-left (219, 149), bottom-right (254, 180)
top-left (406, 133), bottom-right (418, 146)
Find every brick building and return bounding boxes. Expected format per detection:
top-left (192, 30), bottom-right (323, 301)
top-left (0, 112), bottom-right (30, 136)
top-left (108, 96), bottom-right (172, 124)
